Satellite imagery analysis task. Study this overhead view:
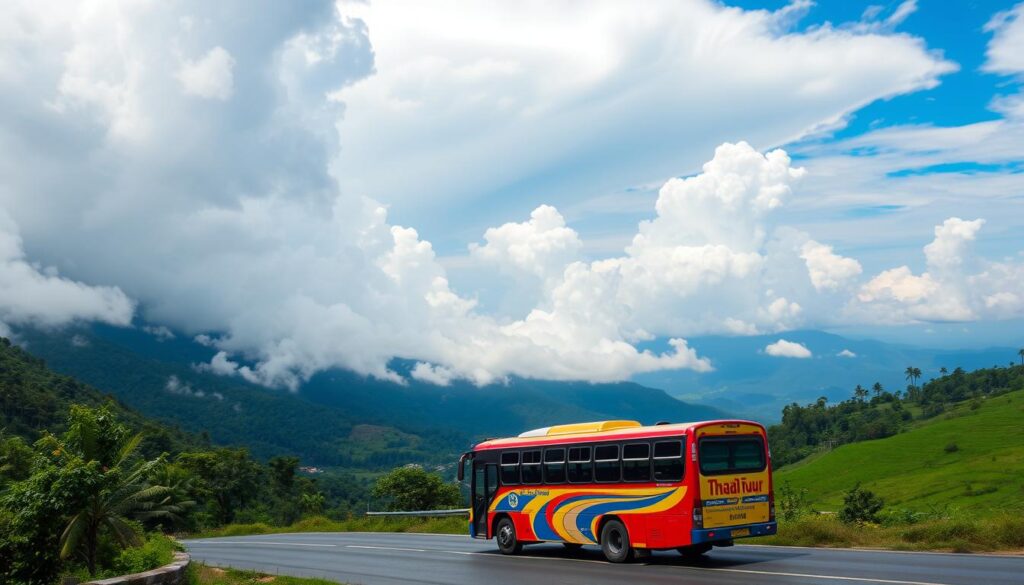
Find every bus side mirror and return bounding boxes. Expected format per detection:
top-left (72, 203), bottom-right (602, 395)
top-left (457, 452), bottom-right (469, 482)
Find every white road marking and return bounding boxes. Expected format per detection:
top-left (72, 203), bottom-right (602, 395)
top-left (673, 565), bottom-right (949, 585)
top-left (347, 545), bottom-right (429, 553)
top-left (190, 539), bottom-right (966, 584)
top-left (189, 541), bottom-right (337, 547)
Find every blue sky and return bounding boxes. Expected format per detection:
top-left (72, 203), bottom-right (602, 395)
top-left (0, 0), bottom-right (1022, 388)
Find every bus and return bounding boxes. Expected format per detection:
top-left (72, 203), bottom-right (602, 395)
top-left (457, 419), bottom-right (776, 562)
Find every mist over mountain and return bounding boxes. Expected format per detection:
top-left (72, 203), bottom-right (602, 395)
top-left (14, 324), bottom-right (726, 467)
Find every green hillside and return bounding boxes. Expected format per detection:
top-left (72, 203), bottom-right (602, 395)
top-left (0, 338), bottom-right (196, 459)
top-left (776, 389), bottom-right (1024, 514)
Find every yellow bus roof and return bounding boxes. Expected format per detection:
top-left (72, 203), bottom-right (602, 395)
top-left (475, 419), bottom-right (764, 450)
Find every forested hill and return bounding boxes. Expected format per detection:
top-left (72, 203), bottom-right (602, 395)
top-left (768, 362), bottom-right (1024, 467)
top-left (15, 325), bottom-right (727, 469)
top-left (0, 338), bottom-right (195, 458)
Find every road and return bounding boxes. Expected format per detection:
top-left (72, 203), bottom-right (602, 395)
top-left (182, 532), bottom-right (1024, 585)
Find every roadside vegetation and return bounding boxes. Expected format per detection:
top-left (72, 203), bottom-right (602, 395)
top-left (189, 564), bottom-right (342, 585)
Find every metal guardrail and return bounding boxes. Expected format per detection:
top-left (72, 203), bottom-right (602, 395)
top-left (365, 508), bottom-right (469, 517)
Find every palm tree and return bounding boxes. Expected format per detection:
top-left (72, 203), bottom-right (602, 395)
top-left (872, 382), bottom-right (884, 398)
top-left (904, 366), bottom-right (921, 388)
top-left (854, 385), bottom-right (869, 402)
top-left (940, 367), bottom-right (948, 376)
top-left (52, 406), bottom-right (180, 576)
top-left (1017, 348), bottom-right (1024, 366)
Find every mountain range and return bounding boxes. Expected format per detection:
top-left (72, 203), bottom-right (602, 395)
top-left (11, 324), bottom-right (1020, 467)
top-left (13, 324), bottom-right (725, 468)
top-left (634, 330), bottom-right (1021, 420)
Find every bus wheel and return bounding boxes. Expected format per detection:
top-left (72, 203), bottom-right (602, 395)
top-left (496, 517), bottom-right (523, 555)
top-left (676, 543), bottom-right (712, 560)
top-left (600, 519), bottom-right (631, 563)
top-left (562, 543), bottom-right (584, 554)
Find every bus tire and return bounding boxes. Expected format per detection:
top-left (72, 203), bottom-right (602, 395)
top-left (495, 517), bottom-right (522, 555)
top-left (562, 543), bottom-right (583, 553)
top-left (677, 543), bottom-right (712, 560)
top-left (600, 519), bottom-right (631, 563)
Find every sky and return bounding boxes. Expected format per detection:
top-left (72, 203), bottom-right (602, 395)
top-left (0, 0), bottom-right (1023, 390)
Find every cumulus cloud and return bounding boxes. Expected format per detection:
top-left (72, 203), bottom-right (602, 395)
top-left (470, 205), bottom-right (581, 281)
top-left (1, 0), bottom-right (1016, 390)
top-left (800, 241), bottom-right (863, 291)
top-left (764, 339), bottom-right (812, 359)
top-left (0, 210), bottom-right (134, 334)
top-left (855, 217), bottom-right (1024, 322)
top-left (177, 47), bottom-right (236, 100)
top-left (837, 349), bottom-right (856, 358)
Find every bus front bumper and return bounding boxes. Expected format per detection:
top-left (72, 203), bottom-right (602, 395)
top-left (691, 521), bottom-right (777, 544)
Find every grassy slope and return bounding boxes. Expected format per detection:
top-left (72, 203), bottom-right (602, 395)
top-left (775, 390), bottom-right (1024, 514)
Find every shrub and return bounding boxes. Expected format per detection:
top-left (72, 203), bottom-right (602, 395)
top-left (944, 442), bottom-right (959, 453)
top-left (839, 484), bottom-right (884, 524)
top-left (777, 482), bottom-right (810, 521)
top-left (109, 533), bottom-right (178, 576)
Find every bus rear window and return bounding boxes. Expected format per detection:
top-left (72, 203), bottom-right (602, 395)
top-left (699, 437), bottom-right (765, 475)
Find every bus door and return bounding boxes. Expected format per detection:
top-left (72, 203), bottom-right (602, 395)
top-left (472, 461), bottom-right (498, 538)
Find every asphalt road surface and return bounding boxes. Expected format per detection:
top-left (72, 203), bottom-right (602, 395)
top-left (182, 532), bottom-right (1024, 585)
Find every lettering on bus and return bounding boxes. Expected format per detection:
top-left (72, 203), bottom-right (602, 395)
top-left (706, 477), bottom-right (763, 496)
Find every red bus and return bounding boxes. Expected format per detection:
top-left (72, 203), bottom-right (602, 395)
top-left (457, 419), bottom-right (776, 562)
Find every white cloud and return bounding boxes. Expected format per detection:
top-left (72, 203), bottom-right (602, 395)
top-left (143, 324), bottom-right (176, 341)
top-left (0, 210), bottom-right (134, 334)
top-left (983, 4), bottom-right (1024, 77)
top-left (837, 349), bottom-right (856, 358)
top-left (764, 339), bottom-right (812, 358)
top-left (410, 362), bottom-right (455, 386)
top-left (3, 0), bottom-right (1019, 390)
top-left (800, 240), bottom-right (863, 291)
top-left (334, 0), bottom-right (953, 220)
top-left (177, 47), bottom-right (236, 101)
top-left (470, 205), bottom-right (581, 281)
top-left (854, 217), bottom-right (1024, 323)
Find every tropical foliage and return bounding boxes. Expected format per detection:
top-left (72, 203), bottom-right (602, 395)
top-left (768, 362), bottom-right (1024, 466)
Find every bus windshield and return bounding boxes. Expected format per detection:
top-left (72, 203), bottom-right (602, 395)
top-left (698, 437), bottom-right (765, 475)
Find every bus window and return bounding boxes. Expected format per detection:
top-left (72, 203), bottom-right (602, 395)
top-left (521, 450), bottom-right (542, 484)
top-left (567, 446), bottom-right (592, 483)
top-left (699, 437), bottom-right (766, 475)
top-left (622, 443), bottom-right (651, 482)
top-left (500, 451), bottom-right (519, 485)
top-left (544, 448), bottom-right (566, 484)
top-left (594, 444), bottom-right (620, 482)
top-left (653, 440), bottom-right (683, 482)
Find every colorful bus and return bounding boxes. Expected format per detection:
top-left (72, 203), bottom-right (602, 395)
top-left (457, 419), bottom-right (776, 562)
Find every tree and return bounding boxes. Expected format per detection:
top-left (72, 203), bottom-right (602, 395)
top-left (50, 405), bottom-right (179, 576)
top-left (1018, 348), bottom-right (1024, 366)
top-left (268, 456), bottom-right (300, 494)
top-left (872, 382), bottom-right (884, 399)
top-left (372, 466), bottom-right (461, 511)
top-left (177, 448), bottom-right (260, 525)
top-left (940, 367), bottom-right (948, 376)
top-left (300, 492), bottom-right (325, 516)
top-left (853, 385), bottom-right (867, 402)
top-left (0, 431), bottom-right (33, 487)
top-left (839, 483), bottom-right (884, 524)
top-left (904, 366), bottom-right (921, 388)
